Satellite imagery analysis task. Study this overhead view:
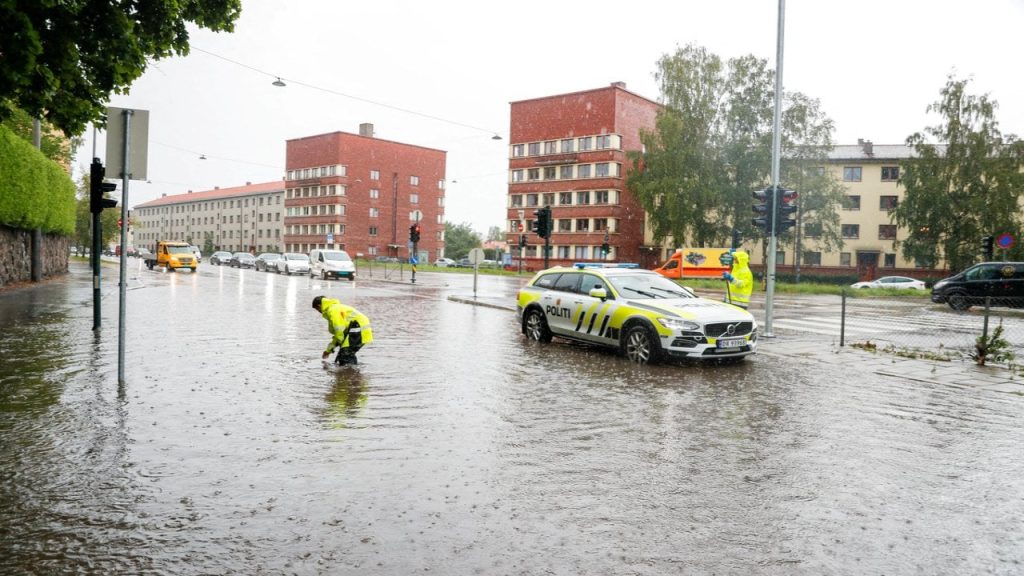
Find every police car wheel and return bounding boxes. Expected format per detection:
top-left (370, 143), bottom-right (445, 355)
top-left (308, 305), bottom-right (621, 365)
top-left (622, 324), bottom-right (661, 364)
top-left (947, 291), bottom-right (971, 311)
top-left (524, 308), bottom-right (552, 342)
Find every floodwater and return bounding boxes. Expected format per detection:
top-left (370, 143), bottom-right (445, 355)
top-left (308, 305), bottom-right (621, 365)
top-left (1, 261), bottom-right (1022, 575)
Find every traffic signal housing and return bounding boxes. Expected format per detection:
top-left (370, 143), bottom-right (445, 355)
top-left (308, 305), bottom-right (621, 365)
top-left (775, 187), bottom-right (798, 234)
top-left (519, 234), bottom-right (527, 248)
top-left (751, 187), bottom-right (774, 233)
top-left (89, 159), bottom-right (118, 214)
top-left (409, 223), bottom-right (421, 243)
top-left (533, 206), bottom-right (552, 239)
top-left (982, 235), bottom-right (994, 261)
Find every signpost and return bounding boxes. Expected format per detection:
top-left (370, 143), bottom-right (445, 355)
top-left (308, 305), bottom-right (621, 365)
top-left (468, 247), bottom-right (485, 297)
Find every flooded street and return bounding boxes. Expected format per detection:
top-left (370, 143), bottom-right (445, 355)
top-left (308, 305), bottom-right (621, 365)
top-left (2, 261), bottom-right (1022, 574)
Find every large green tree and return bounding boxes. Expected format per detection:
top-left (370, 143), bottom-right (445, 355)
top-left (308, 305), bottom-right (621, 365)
top-left (0, 0), bottom-right (242, 136)
top-left (627, 44), bottom-right (843, 263)
top-left (444, 222), bottom-right (482, 260)
top-left (892, 76), bottom-right (1024, 272)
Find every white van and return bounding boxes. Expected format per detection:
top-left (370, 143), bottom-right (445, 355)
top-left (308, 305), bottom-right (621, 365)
top-left (309, 249), bottom-right (356, 281)
top-left (189, 245), bottom-right (202, 263)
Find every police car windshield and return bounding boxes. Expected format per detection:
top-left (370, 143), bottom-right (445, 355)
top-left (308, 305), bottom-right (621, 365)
top-left (610, 274), bottom-right (693, 300)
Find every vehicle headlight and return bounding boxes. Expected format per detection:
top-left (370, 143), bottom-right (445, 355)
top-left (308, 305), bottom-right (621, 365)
top-left (933, 280), bottom-right (947, 290)
top-left (658, 317), bottom-right (701, 331)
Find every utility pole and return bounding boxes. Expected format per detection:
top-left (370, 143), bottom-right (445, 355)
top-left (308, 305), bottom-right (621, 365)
top-left (764, 0), bottom-right (786, 338)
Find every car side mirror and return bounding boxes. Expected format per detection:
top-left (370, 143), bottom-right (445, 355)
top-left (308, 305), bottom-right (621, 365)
top-left (589, 287), bottom-right (607, 300)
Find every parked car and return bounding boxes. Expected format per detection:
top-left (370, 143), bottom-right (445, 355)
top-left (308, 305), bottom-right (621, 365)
top-left (374, 256), bottom-right (399, 263)
top-left (272, 252), bottom-right (311, 275)
top-left (433, 257), bottom-right (456, 267)
top-left (850, 276), bottom-right (926, 290)
top-left (517, 264), bottom-right (756, 364)
top-left (309, 249), bottom-right (356, 280)
top-left (254, 252), bottom-right (281, 272)
top-left (189, 245), bottom-right (203, 263)
top-left (456, 257), bottom-right (472, 268)
top-left (210, 251), bottom-right (233, 266)
top-left (230, 252), bottom-right (256, 268)
top-left (931, 262), bottom-right (1024, 311)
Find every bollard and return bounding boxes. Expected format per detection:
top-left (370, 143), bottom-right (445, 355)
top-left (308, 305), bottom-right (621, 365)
top-left (840, 288), bottom-right (846, 347)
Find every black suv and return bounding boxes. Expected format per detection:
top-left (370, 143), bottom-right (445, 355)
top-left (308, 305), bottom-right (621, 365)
top-left (931, 262), bottom-right (1024, 310)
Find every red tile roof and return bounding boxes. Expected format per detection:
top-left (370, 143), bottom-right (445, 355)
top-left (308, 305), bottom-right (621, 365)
top-left (135, 180), bottom-right (285, 208)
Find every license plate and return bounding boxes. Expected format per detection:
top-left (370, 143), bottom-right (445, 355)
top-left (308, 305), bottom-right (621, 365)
top-left (717, 337), bottom-right (746, 348)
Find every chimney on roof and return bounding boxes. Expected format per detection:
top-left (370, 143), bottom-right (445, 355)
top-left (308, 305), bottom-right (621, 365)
top-left (611, 81), bottom-right (626, 89)
top-left (214, 186), bottom-right (219, 190)
top-left (246, 181), bottom-right (251, 186)
top-left (162, 193), bottom-right (167, 197)
top-left (359, 123), bottom-right (375, 138)
top-left (862, 139), bottom-right (873, 156)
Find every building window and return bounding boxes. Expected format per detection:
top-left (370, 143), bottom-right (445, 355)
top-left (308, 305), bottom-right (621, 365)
top-left (528, 142), bottom-right (540, 156)
top-left (845, 195), bottom-right (861, 210)
top-left (881, 166), bottom-right (899, 181)
top-left (370, 188), bottom-right (380, 199)
top-left (884, 253), bottom-right (896, 267)
top-left (576, 218), bottom-right (589, 232)
top-left (511, 195), bottom-right (523, 207)
top-left (596, 135), bottom-right (612, 149)
top-left (578, 164), bottom-right (591, 178)
top-left (559, 165), bottom-right (573, 179)
top-left (543, 193), bottom-right (555, 207)
top-left (544, 141), bottom-right (557, 154)
top-left (410, 193), bottom-right (419, 204)
top-left (595, 163), bottom-right (610, 177)
top-left (369, 170), bottom-right (380, 180)
top-left (841, 224), bottom-right (860, 239)
top-left (527, 168), bottom-right (540, 181)
top-left (575, 246), bottom-right (589, 259)
top-left (544, 167), bottom-right (556, 180)
top-left (513, 144), bottom-right (524, 157)
top-left (558, 219), bottom-right (571, 232)
top-left (559, 192), bottom-right (573, 205)
top-left (410, 175), bottom-right (419, 186)
top-left (843, 167), bottom-right (862, 182)
top-left (840, 252), bottom-right (852, 266)
top-left (880, 196), bottom-right (898, 210)
top-left (803, 251), bottom-right (822, 266)
top-left (594, 218), bottom-right (608, 231)
top-left (578, 136), bottom-right (592, 151)
top-left (287, 170), bottom-right (294, 180)
top-left (879, 225), bottom-right (897, 240)
top-left (369, 207), bottom-right (379, 218)
top-left (594, 190), bottom-right (609, 204)
top-left (576, 191), bottom-right (590, 205)
top-left (804, 223), bottom-right (822, 237)
top-left (369, 226), bottom-right (378, 236)
top-left (557, 246), bottom-right (570, 259)
top-left (512, 169), bottom-right (524, 182)
top-left (526, 194), bottom-right (539, 207)
top-left (561, 139), bottom-right (574, 153)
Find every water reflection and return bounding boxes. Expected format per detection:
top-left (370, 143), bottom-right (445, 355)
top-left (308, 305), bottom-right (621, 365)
top-left (321, 365), bottom-right (369, 427)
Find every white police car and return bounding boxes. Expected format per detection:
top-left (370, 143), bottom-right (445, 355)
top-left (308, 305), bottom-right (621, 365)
top-left (517, 264), bottom-right (757, 364)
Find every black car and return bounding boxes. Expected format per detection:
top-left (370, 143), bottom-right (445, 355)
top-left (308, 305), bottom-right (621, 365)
top-left (931, 262), bottom-right (1024, 310)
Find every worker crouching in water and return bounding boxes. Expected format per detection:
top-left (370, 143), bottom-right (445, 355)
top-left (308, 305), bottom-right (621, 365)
top-left (313, 295), bottom-right (374, 365)
top-left (722, 250), bottom-right (754, 310)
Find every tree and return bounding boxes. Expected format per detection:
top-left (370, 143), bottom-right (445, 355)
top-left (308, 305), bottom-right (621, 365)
top-left (444, 222), bottom-right (482, 259)
top-left (892, 76), bottom-right (1024, 272)
top-left (486, 225), bottom-right (504, 242)
top-left (627, 44), bottom-right (842, 256)
top-left (0, 1), bottom-right (242, 136)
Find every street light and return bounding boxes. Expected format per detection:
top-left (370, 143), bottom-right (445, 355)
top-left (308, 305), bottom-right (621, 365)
top-left (272, 77), bottom-right (286, 87)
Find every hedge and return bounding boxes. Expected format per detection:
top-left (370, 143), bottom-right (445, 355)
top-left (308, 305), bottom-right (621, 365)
top-left (0, 124), bottom-right (76, 235)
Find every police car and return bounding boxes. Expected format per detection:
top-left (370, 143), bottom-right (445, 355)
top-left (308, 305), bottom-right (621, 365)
top-left (517, 263), bottom-right (757, 364)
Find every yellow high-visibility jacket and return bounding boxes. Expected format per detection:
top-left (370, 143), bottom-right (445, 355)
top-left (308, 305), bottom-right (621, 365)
top-left (321, 298), bottom-right (373, 354)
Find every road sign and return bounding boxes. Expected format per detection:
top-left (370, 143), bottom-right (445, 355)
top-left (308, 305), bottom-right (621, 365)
top-left (518, 224), bottom-right (524, 232)
top-left (326, 233), bottom-right (334, 243)
top-left (468, 247), bottom-right (485, 265)
top-left (997, 233), bottom-right (1015, 250)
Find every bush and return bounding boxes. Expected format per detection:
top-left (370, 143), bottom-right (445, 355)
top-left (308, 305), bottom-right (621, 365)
top-left (0, 125), bottom-right (76, 235)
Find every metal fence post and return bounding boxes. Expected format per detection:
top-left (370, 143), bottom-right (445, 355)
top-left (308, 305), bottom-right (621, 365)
top-left (983, 296), bottom-right (990, 341)
top-left (840, 288), bottom-right (846, 347)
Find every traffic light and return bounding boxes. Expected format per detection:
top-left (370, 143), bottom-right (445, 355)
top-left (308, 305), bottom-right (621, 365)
top-left (409, 223), bottom-right (421, 243)
top-left (89, 158), bottom-right (118, 214)
top-left (775, 187), bottom-right (798, 234)
top-left (519, 234), bottom-right (527, 248)
top-left (752, 187), bottom-right (774, 233)
top-left (533, 206), bottom-right (552, 239)
top-left (601, 242), bottom-right (610, 257)
top-left (982, 235), bottom-right (994, 261)
top-left (731, 229), bottom-right (742, 249)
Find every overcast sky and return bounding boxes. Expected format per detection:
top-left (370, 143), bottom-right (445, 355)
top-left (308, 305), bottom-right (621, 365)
top-left (75, 0), bottom-right (1024, 235)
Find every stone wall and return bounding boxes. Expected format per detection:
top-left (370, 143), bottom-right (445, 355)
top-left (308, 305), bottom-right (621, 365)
top-left (0, 224), bottom-right (69, 287)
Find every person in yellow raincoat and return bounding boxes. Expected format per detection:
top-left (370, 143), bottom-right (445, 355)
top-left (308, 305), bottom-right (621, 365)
top-left (312, 295), bottom-right (374, 365)
top-left (722, 250), bottom-right (753, 309)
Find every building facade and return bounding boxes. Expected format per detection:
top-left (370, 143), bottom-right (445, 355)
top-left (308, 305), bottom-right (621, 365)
top-left (283, 124), bottom-right (447, 261)
top-left (133, 181), bottom-right (286, 253)
top-left (506, 82), bottom-right (659, 269)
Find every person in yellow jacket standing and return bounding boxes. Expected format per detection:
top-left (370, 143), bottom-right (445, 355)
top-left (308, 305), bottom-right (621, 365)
top-left (722, 250), bottom-right (753, 309)
top-left (313, 295), bottom-right (374, 365)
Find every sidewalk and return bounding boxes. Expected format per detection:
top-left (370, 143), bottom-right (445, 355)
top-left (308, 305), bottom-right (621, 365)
top-left (448, 292), bottom-right (1024, 392)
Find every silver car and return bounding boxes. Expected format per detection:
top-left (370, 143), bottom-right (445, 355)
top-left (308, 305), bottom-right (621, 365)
top-left (274, 252), bottom-right (311, 275)
top-left (255, 252), bottom-right (282, 272)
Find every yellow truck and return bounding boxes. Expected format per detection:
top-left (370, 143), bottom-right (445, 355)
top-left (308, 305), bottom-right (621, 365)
top-left (144, 241), bottom-right (198, 272)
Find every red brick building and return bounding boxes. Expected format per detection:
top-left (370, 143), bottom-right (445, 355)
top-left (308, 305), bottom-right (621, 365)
top-left (506, 82), bottom-right (659, 269)
top-left (284, 124), bottom-right (447, 261)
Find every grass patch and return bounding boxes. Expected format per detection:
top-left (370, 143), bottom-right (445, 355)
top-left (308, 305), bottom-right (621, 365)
top-left (675, 277), bottom-right (930, 298)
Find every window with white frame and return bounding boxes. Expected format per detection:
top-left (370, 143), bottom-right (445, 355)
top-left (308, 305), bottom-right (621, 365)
top-left (513, 144), bottom-right (524, 157)
top-left (511, 195), bottom-right (523, 207)
top-left (578, 136), bottom-right (592, 151)
top-left (561, 139), bottom-right (574, 153)
top-left (369, 207), bottom-right (379, 218)
top-left (559, 165), bottom-right (573, 179)
top-left (370, 169), bottom-right (380, 180)
top-left (594, 190), bottom-right (609, 204)
top-left (410, 175), bottom-right (419, 186)
top-left (595, 163), bottom-right (609, 177)
top-left (544, 167), bottom-right (556, 180)
top-left (369, 226), bottom-right (378, 236)
top-left (557, 246), bottom-right (570, 258)
top-left (559, 192), bottom-right (573, 205)
top-left (410, 193), bottom-right (419, 204)
top-left (543, 193), bottom-right (554, 207)
top-left (575, 246), bottom-right (589, 259)
top-left (527, 168), bottom-right (540, 181)
top-left (370, 188), bottom-right (379, 199)
top-left (578, 164), bottom-right (591, 178)
top-left (576, 190), bottom-right (590, 205)
top-left (558, 219), bottom-right (572, 232)
top-left (596, 135), bottom-right (611, 149)
top-left (528, 142), bottom-right (540, 155)
top-left (576, 218), bottom-right (589, 232)
top-left (512, 169), bottom-right (524, 182)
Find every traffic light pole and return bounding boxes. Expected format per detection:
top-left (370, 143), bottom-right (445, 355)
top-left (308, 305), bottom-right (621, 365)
top-left (764, 0), bottom-right (786, 338)
top-left (92, 188), bottom-right (102, 331)
top-left (411, 238), bottom-right (417, 284)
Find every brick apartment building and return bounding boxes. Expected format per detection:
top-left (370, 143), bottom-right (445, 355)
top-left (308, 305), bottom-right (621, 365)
top-left (284, 124), bottom-right (447, 261)
top-left (506, 82), bottom-right (660, 269)
top-left (133, 181), bottom-right (285, 253)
